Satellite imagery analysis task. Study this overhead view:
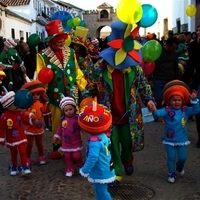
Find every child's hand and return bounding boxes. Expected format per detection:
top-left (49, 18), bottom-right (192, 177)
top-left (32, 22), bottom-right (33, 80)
top-left (40, 93), bottom-right (49, 103)
top-left (31, 116), bottom-right (38, 124)
top-left (190, 89), bottom-right (198, 99)
top-left (147, 100), bottom-right (156, 112)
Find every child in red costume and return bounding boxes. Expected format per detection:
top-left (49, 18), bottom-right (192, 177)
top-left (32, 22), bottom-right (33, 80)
top-left (54, 97), bottom-right (83, 177)
top-left (0, 90), bottom-right (31, 176)
top-left (22, 80), bottom-right (48, 165)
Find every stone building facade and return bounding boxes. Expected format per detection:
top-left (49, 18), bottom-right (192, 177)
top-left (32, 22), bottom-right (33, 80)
top-left (83, 2), bottom-right (117, 38)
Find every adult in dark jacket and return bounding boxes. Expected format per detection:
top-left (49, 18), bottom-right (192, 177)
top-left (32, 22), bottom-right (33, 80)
top-left (153, 37), bottom-right (180, 109)
top-left (185, 25), bottom-right (200, 147)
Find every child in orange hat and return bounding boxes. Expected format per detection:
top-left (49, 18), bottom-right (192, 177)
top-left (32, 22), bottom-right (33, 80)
top-left (78, 97), bottom-right (115, 200)
top-left (148, 80), bottom-right (200, 183)
top-left (22, 80), bottom-right (48, 165)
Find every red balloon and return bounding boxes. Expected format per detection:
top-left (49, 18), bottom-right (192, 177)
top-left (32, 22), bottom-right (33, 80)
top-left (38, 68), bottom-right (54, 84)
top-left (141, 60), bottom-right (155, 75)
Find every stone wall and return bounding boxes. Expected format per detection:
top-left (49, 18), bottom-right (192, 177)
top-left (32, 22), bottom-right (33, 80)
top-left (83, 12), bottom-right (118, 38)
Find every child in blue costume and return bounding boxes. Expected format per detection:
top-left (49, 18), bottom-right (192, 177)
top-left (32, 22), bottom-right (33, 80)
top-left (148, 80), bottom-right (200, 183)
top-left (78, 98), bottom-right (115, 200)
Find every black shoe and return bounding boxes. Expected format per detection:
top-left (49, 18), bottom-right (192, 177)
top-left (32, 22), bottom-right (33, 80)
top-left (124, 164), bottom-right (134, 175)
top-left (108, 180), bottom-right (120, 188)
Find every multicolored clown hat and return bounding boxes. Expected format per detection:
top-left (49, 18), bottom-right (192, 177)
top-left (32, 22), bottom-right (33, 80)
top-left (70, 26), bottom-right (93, 52)
top-left (45, 20), bottom-right (68, 43)
top-left (78, 97), bottom-right (112, 134)
top-left (21, 80), bottom-right (45, 94)
top-left (100, 20), bottom-right (142, 70)
top-left (163, 80), bottom-right (191, 105)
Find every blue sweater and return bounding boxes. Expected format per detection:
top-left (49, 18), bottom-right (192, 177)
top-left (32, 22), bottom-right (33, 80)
top-left (153, 103), bottom-right (200, 146)
top-left (80, 133), bottom-right (115, 183)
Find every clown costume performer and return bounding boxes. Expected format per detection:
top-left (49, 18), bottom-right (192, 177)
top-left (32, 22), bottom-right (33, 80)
top-left (0, 38), bottom-right (26, 91)
top-left (78, 98), bottom-right (115, 200)
top-left (22, 80), bottom-right (48, 165)
top-left (36, 20), bottom-right (87, 159)
top-left (148, 80), bottom-right (200, 183)
top-left (0, 91), bottom-right (31, 176)
top-left (85, 20), bottom-right (155, 187)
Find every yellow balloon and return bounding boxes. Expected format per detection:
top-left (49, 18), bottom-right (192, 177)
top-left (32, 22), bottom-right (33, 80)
top-left (116, 0), bottom-right (143, 24)
top-left (186, 4), bottom-right (197, 17)
top-left (65, 36), bottom-right (71, 47)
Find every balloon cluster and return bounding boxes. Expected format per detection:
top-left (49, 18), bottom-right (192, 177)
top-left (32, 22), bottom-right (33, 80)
top-left (116, 0), bottom-right (158, 28)
top-left (67, 17), bottom-right (86, 29)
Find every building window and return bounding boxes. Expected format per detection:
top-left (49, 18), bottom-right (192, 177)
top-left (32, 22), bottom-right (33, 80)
top-left (19, 30), bottom-right (23, 38)
top-left (11, 28), bottom-right (15, 39)
top-left (100, 10), bottom-right (109, 19)
top-left (26, 32), bottom-right (29, 42)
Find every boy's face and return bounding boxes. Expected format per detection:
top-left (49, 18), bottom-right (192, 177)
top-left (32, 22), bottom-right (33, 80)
top-left (7, 103), bottom-right (17, 111)
top-left (169, 95), bottom-right (183, 110)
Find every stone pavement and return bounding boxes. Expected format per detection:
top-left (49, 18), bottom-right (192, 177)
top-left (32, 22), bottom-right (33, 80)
top-left (0, 120), bottom-right (200, 200)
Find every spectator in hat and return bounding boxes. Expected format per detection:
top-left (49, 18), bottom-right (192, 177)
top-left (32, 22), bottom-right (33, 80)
top-left (148, 80), bottom-right (200, 183)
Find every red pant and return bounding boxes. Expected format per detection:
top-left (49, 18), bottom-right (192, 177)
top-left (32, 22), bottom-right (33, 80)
top-left (64, 150), bottom-right (83, 172)
top-left (9, 143), bottom-right (27, 167)
top-left (26, 134), bottom-right (44, 158)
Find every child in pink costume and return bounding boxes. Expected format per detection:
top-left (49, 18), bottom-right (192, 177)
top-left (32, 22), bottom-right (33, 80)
top-left (54, 96), bottom-right (83, 177)
top-left (0, 91), bottom-right (31, 176)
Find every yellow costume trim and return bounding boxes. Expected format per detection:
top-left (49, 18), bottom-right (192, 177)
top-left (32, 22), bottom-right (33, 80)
top-left (74, 55), bottom-right (87, 91)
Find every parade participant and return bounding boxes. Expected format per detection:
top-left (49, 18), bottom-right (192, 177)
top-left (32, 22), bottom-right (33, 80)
top-left (54, 96), bottom-right (83, 177)
top-left (70, 26), bottom-right (95, 97)
top-left (0, 38), bottom-right (26, 91)
top-left (0, 90), bottom-right (31, 176)
top-left (84, 20), bottom-right (155, 187)
top-left (78, 98), bottom-right (115, 200)
top-left (22, 80), bottom-right (48, 165)
top-left (36, 20), bottom-right (87, 159)
top-left (148, 80), bottom-right (200, 183)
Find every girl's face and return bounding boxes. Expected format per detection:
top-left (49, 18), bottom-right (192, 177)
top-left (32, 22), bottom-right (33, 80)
top-left (169, 95), bottom-right (183, 109)
top-left (33, 92), bottom-right (40, 101)
top-left (63, 104), bottom-right (76, 117)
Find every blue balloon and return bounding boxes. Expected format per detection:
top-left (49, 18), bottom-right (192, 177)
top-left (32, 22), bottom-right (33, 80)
top-left (138, 4), bottom-right (158, 28)
top-left (14, 89), bottom-right (33, 109)
top-left (79, 20), bottom-right (86, 27)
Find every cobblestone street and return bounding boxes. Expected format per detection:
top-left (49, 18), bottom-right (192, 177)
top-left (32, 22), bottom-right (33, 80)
top-left (0, 121), bottom-right (200, 200)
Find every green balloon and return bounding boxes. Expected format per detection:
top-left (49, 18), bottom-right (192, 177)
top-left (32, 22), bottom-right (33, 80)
top-left (67, 19), bottom-right (74, 28)
top-left (142, 40), bottom-right (162, 62)
top-left (73, 17), bottom-right (81, 26)
top-left (28, 33), bottom-right (41, 48)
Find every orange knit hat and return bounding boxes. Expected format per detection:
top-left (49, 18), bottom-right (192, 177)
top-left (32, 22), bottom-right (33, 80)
top-left (163, 80), bottom-right (191, 105)
top-left (78, 97), bottom-right (112, 134)
top-left (21, 80), bottom-right (45, 94)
